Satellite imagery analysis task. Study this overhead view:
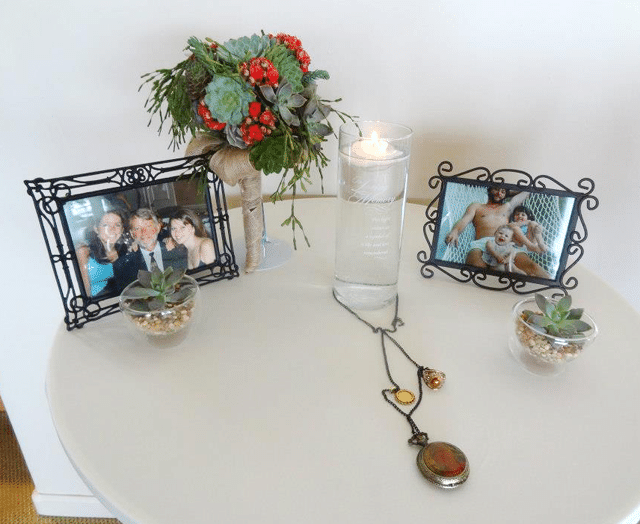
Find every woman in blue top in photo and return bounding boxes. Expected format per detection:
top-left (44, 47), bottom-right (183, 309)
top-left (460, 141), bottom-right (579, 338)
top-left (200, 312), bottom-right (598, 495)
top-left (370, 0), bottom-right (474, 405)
top-left (76, 210), bottom-right (129, 297)
top-left (168, 208), bottom-right (215, 269)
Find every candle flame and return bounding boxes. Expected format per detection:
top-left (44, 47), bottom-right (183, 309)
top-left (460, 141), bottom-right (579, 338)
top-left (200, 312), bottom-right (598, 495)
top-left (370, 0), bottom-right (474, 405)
top-left (370, 131), bottom-right (388, 154)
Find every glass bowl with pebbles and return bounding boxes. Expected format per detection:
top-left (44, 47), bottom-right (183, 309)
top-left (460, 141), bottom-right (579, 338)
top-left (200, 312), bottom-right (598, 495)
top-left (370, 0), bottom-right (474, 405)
top-left (509, 294), bottom-right (598, 376)
top-left (119, 266), bottom-right (199, 347)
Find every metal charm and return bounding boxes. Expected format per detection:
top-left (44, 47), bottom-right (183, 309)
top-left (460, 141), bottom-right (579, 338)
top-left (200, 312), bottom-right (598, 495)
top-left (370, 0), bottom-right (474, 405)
top-left (393, 389), bottom-right (416, 405)
top-left (409, 433), bottom-right (469, 488)
top-left (422, 368), bottom-right (446, 390)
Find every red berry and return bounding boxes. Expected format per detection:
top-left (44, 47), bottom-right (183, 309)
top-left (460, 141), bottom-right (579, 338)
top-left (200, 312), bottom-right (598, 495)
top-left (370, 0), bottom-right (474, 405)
top-left (248, 102), bottom-right (262, 119)
top-left (260, 110), bottom-right (276, 128)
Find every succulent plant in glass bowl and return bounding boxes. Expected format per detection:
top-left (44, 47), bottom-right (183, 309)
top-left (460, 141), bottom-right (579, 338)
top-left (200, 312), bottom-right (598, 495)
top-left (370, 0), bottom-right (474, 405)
top-left (509, 293), bottom-right (598, 376)
top-left (119, 266), bottom-right (199, 345)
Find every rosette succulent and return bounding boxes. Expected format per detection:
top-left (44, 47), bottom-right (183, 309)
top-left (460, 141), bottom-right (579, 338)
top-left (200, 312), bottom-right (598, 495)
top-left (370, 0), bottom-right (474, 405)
top-left (301, 84), bottom-right (332, 143)
top-left (204, 76), bottom-right (256, 126)
top-left (260, 81), bottom-right (306, 126)
top-left (120, 266), bottom-right (192, 312)
top-left (218, 33), bottom-right (272, 63)
top-left (522, 293), bottom-right (592, 338)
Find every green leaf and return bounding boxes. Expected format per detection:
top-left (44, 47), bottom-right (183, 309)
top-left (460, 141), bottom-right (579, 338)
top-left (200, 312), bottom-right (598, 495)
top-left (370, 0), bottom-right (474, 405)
top-left (546, 325), bottom-right (560, 337)
top-left (538, 317), bottom-right (555, 328)
top-left (302, 69), bottom-right (330, 86)
top-left (250, 134), bottom-right (297, 174)
top-left (527, 313), bottom-right (546, 327)
top-left (166, 288), bottom-right (192, 303)
top-left (264, 44), bottom-right (290, 66)
top-left (568, 308), bottom-right (584, 320)
top-left (151, 270), bottom-right (163, 290)
top-left (126, 301), bottom-right (151, 312)
top-left (165, 268), bottom-right (186, 288)
top-left (204, 75), bottom-right (256, 126)
top-left (122, 288), bottom-right (161, 299)
top-left (137, 270), bottom-right (153, 288)
top-left (557, 295), bottom-right (572, 312)
top-left (557, 320), bottom-right (578, 335)
top-left (219, 34), bottom-right (272, 64)
top-left (534, 294), bottom-right (551, 315)
top-left (187, 37), bottom-right (223, 74)
top-left (166, 73), bottom-right (194, 128)
top-left (266, 44), bottom-right (304, 92)
top-left (573, 320), bottom-right (592, 333)
top-left (148, 297), bottom-right (166, 310)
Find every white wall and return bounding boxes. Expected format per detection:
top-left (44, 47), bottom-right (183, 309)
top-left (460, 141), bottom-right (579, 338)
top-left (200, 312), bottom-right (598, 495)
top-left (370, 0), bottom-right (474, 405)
top-left (1, 0), bottom-right (639, 516)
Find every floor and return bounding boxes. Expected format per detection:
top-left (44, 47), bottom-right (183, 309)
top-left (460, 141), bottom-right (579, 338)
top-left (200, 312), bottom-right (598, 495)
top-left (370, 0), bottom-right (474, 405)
top-left (0, 399), bottom-right (122, 524)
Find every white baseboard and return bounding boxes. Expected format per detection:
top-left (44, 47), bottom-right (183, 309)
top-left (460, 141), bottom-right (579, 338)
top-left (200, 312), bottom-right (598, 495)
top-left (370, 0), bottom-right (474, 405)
top-left (31, 490), bottom-right (115, 518)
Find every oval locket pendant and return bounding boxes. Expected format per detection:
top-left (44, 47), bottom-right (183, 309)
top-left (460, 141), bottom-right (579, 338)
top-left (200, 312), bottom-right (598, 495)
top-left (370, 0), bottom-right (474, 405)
top-left (410, 434), bottom-right (469, 488)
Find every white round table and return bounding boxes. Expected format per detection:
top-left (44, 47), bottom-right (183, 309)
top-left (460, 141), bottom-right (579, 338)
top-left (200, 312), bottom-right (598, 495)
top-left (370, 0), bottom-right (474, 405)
top-left (47, 199), bottom-right (640, 524)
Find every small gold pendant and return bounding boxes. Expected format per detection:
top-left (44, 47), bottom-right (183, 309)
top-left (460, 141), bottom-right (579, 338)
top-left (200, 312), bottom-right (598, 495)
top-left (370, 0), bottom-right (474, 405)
top-left (394, 389), bottom-right (416, 405)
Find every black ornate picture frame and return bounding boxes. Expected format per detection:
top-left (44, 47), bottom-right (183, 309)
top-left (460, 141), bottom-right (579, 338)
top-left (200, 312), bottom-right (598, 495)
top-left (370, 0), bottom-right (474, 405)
top-left (25, 154), bottom-right (239, 330)
top-left (417, 162), bottom-right (598, 294)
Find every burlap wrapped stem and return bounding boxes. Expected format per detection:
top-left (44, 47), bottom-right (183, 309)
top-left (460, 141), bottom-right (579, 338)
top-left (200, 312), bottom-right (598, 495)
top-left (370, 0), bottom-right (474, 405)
top-left (186, 137), bottom-right (264, 273)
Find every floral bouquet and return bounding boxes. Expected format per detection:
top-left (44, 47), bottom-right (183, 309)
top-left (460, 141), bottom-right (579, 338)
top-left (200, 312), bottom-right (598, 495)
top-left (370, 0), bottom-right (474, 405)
top-left (141, 32), bottom-right (352, 271)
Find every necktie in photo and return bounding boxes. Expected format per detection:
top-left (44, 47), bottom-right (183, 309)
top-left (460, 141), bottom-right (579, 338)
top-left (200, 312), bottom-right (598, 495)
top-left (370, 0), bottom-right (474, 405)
top-left (149, 252), bottom-right (160, 272)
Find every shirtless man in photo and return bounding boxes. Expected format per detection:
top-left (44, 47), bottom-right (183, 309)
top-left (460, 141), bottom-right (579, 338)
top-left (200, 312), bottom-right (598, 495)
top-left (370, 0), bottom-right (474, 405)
top-left (444, 186), bottom-right (550, 278)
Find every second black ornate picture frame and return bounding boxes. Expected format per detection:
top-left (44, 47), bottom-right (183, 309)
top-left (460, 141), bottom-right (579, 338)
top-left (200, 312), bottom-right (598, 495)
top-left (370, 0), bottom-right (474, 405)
top-left (25, 154), bottom-right (239, 331)
top-left (417, 162), bottom-right (598, 294)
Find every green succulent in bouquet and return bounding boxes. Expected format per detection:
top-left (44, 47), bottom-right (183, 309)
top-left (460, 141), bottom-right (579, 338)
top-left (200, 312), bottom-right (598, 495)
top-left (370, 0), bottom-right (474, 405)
top-left (522, 293), bottom-right (592, 338)
top-left (121, 266), bottom-right (191, 312)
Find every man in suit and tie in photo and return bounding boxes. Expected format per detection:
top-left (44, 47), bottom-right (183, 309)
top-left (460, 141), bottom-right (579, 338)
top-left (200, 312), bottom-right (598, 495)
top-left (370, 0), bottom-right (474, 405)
top-left (113, 208), bottom-right (187, 293)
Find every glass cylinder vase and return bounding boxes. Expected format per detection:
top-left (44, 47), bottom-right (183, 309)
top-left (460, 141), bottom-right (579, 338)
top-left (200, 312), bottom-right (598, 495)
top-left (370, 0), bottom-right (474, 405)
top-left (333, 121), bottom-right (413, 310)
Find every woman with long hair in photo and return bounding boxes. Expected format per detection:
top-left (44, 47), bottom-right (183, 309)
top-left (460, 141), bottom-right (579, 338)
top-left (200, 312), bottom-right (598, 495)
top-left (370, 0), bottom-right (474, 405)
top-left (169, 208), bottom-right (215, 269)
top-left (76, 210), bottom-right (129, 296)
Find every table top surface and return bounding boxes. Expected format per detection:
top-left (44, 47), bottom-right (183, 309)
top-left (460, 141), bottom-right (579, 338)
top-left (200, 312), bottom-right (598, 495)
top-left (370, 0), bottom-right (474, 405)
top-left (47, 198), bottom-right (640, 524)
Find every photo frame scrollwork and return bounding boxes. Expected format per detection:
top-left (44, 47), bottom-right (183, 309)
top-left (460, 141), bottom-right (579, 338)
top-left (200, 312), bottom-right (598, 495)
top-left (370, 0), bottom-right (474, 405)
top-left (25, 154), bottom-right (239, 331)
top-left (417, 161), bottom-right (598, 294)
